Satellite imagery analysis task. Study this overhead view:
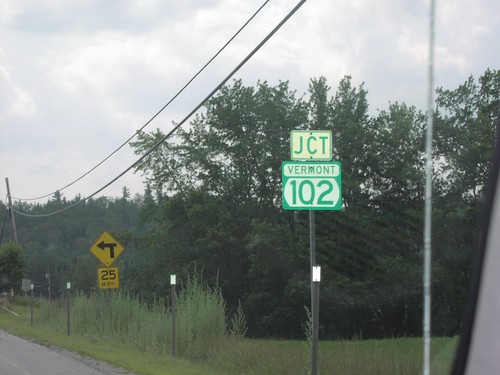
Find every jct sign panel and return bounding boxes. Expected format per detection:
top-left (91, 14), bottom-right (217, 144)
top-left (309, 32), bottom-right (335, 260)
top-left (290, 130), bottom-right (332, 161)
top-left (282, 161), bottom-right (342, 210)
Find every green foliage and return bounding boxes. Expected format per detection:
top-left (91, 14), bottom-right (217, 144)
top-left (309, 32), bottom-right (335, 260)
top-left (66, 274), bottom-right (237, 359)
top-left (71, 290), bottom-right (169, 353)
top-left (133, 79), bottom-right (308, 214)
top-left (0, 242), bottom-right (26, 291)
top-left (11, 194), bottom-right (143, 297)
top-left (303, 306), bottom-right (313, 346)
top-left (176, 274), bottom-right (228, 359)
top-left (1, 301), bottom-right (457, 375)
top-left (229, 300), bottom-right (248, 337)
top-left (435, 68), bottom-right (500, 201)
top-left (36, 299), bottom-right (65, 329)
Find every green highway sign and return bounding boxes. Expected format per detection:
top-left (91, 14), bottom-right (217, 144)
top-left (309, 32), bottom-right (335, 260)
top-left (282, 161), bottom-right (342, 210)
top-left (290, 130), bottom-right (332, 161)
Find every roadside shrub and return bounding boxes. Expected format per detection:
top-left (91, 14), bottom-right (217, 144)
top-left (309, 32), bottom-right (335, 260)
top-left (34, 273), bottom-right (248, 362)
top-left (68, 272), bottom-right (240, 359)
top-left (176, 273), bottom-right (227, 359)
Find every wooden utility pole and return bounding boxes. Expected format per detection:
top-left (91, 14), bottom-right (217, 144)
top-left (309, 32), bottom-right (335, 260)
top-left (5, 178), bottom-right (18, 244)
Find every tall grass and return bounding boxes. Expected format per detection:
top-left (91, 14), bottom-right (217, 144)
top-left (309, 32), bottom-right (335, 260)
top-left (32, 281), bottom-right (457, 375)
top-left (36, 298), bottom-right (66, 331)
top-left (71, 290), bottom-right (170, 353)
top-left (200, 336), bottom-right (457, 375)
top-left (176, 273), bottom-right (227, 359)
top-left (46, 274), bottom-right (239, 360)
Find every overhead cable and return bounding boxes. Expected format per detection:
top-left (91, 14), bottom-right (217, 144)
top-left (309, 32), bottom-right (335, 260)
top-left (13, 0), bottom-right (308, 218)
top-left (12, 0), bottom-right (270, 202)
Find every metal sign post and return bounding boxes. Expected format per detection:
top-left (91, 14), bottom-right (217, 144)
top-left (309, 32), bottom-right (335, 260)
top-left (67, 282), bottom-right (71, 336)
top-left (46, 269), bottom-right (51, 300)
top-left (30, 283), bottom-right (34, 327)
top-left (283, 130), bottom-right (340, 375)
top-left (312, 266), bottom-right (321, 375)
top-left (171, 275), bottom-right (177, 357)
top-left (310, 211), bottom-right (319, 375)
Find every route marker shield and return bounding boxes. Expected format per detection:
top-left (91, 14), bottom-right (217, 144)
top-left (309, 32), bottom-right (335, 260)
top-left (282, 161), bottom-right (342, 210)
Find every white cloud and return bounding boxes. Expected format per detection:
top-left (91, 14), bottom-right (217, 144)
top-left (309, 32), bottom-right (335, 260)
top-left (1, 0), bottom-right (499, 202)
top-left (436, 0), bottom-right (499, 73)
top-left (0, 0), bottom-right (23, 26)
top-left (397, 28), bottom-right (428, 66)
top-left (0, 51), bottom-right (37, 120)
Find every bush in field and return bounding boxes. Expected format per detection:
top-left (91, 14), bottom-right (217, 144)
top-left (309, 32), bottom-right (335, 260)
top-left (0, 242), bottom-right (25, 292)
top-left (71, 290), bottom-right (169, 353)
top-left (66, 273), bottom-right (242, 359)
top-left (230, 300), bottom-right (248, 337)
top-left (36, 299), bottom-right (64, 328)
top-left (176, 273), bottom-right (227, 359)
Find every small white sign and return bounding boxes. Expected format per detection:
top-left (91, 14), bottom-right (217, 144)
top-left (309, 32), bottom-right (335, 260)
top-left (312, 266), bottom-right (321, 282)
top-left (170, 275), bottom-right (177, 285)
top-left (21, 279), bottom-right (31, 292)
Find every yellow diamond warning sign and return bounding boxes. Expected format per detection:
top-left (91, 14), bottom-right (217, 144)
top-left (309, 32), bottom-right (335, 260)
top-left (90, 231), bottom-right (124, 267)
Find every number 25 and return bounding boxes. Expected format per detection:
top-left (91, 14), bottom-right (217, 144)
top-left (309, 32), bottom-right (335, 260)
top-left (101, 269), bottom-right (117, 280)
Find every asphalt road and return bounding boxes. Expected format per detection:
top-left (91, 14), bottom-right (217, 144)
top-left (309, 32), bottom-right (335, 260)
top-left (0, 330), bottom-right (136, 375)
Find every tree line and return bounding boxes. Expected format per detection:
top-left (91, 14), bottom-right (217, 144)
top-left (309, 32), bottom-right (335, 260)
top-left (1, 69), bottom-right (498, 339)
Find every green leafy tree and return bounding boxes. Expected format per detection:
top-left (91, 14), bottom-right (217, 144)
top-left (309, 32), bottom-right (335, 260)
top-left (130, 79), bottom-right (312, 330)
top-left (133, 79), bottom-right (308, 215)
top-left (329, 76), bottom-right (372, 208)
top-left (10, 71), bottom-right (493, 339)
top-left (435, 68), bottom-right (500, 202)
top-left (430, 69), bottom-right (500, 335)
top-left (0, 242), bottom-right (26, 291)
top-left (13, 193), bottom-right (143, 296)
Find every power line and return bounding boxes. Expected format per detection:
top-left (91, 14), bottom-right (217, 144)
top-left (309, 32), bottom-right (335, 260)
top-left (12, 0), bottom-right (270, 202)
top-left (13, 0), bottom-right (308, 218)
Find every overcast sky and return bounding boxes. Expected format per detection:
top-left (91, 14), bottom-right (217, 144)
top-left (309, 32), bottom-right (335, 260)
top-left (1, 0), bottom-right (499, 206)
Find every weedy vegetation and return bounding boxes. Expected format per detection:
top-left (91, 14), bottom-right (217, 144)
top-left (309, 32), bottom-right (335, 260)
top-left (1, 277), bottom-right (458, 375)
